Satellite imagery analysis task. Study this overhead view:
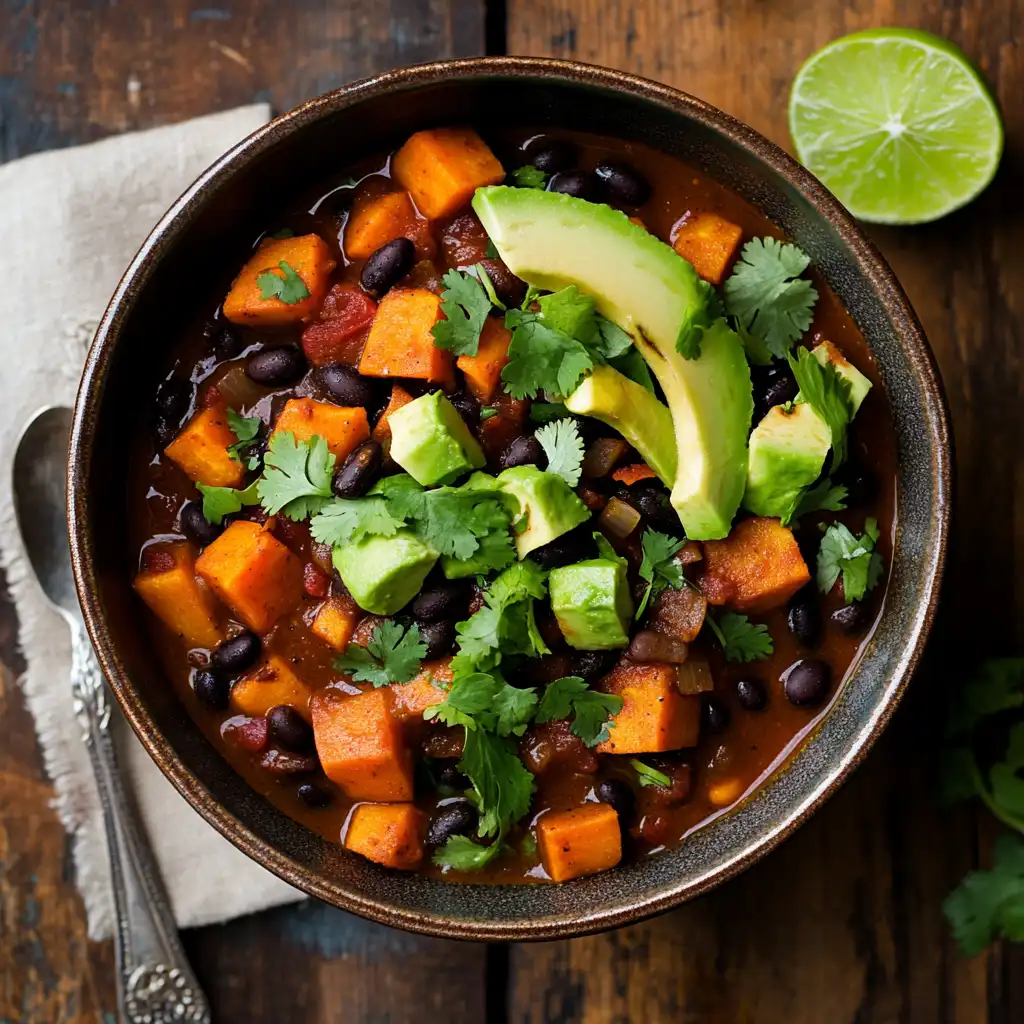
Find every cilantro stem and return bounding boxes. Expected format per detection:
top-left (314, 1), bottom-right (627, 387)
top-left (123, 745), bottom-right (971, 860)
top-left (704, 613), bottom-right (727, 650)
top-left (970, 758), bottom-right (1024, 834)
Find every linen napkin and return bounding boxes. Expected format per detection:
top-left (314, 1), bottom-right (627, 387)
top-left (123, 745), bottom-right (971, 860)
top-left (0, 104), bottom-right (309, 941)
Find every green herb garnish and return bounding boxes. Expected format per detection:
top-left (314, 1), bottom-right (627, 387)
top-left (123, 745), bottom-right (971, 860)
top-left (535, 676), bottom-right (623, 747)
top-left (817, 518), bottom-right (884, 602)
top-left (333, 621), bottom-right (427, 687)
top-left (631, 759), bottom-right (671, 788)
top-left (535, 418), bottom-right (585, 487)
top-left (256, 260), bottom-right (310, 305)
top-left (256, 432), bottom-right (335, 520)
top-left (431, 268), bottom-right (495, 357)
top-left (635, 529), bottom-right (685, 619)
top-left (706, 611), bottom-right (774, 663)
top-left (196, 480), bottom-right (260, 526)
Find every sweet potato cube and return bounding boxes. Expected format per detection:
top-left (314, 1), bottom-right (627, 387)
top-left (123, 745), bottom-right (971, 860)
top-left (611, 462), bottom-right (658, 486)
top-left (134, 543), bottom-right (222, 648)
top-left (648, 584), bottom-right (707, 643)
top-left (223, 234), bottom-right (335, 326)
top-left (700, 516), bottom-right (810, 613)
top-left (457, 317), bottom-right (511, 402)
top-left (389, 660), bottom-right (453, 721)
top-left (311, 689), bottom-right (413, 801)
top-left (270, 398), bottom-right (370, 463)
top-left (392, 127), bottom-right (505, 220)
top-left (538, 804), bottom-right (622, 882)
top-left (311, 596), bottom-right (361, 651)
top-left (358, 288), bottom-right (454, 388)
top-left (231, 655), bottom-right (313, 720)
top-left (344, 802), bottom-right (425, 870)
top-left (371, 385), bottom-right (416, 449)
top-left (597, 662), bottom-right (700, 754)
top-left (195, 520), bottom-right (303, 631)
top-left (672, 213), bottom-right (744, 285)
top-left (164, 407), bottom-right (245, 488)
top-left (344, 190), bottom-right (418, 261)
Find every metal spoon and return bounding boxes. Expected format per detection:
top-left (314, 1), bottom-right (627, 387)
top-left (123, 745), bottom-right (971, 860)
top-left (13, 406), bottom-right (211, 1024)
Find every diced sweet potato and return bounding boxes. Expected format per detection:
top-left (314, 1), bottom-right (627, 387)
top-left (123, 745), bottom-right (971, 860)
top-left (537, 803), bottom-right (622, 882)
top-left (223, 234), bottom-right (336, 326)
top-left (700, 516), bottom-right (810, 613)
top-left (231, 655), bottom-right (313, 720)
top-left (344, 802), bottom-right (425, 870)
top-left (345, 190), bottom-right (417, 260)
top-left (311, 689), bottom-right (414, 801)
top-left (597, 662), bottom-right (700, 753)
top-left (456, 317), bottom-right (511, 402)
top-left (358, 288), bottom-right (454, 388)
top-left (270, 398), bottom-right (370, 463)
top-left (195, 520), bottom-right (303, 631)
top-left (672, 212), bottom-right (744, 285)
top-left (610, 462), bottom-right (658, 486)
top-left (392, 128), bottom-right (505, 220)
top-left (389, 660), bottom-right (453, 721)
top-left (301, 284), bottom-right (377, 366)
top-left (371, 385), bottom-right (416, 448)
top-left (648, 584), bottom-right (707, 643)
top-left (311, 596), bottom-right (361, 651)
top-left (164, 407), bottom-right (245, 488)
top-left (134, 542), bottom-right (222, 648)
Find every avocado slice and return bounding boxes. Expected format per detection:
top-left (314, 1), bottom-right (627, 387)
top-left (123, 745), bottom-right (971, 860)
top-left (743, 403), bottom-right (832, 521)
top-left (496, 465), bottom-right (590, 558)
top-left (812, 340), bottom-right (872, 414)
top-left (388, 391), bottom-right (486, 487)
top-left (473, 186), bottom-right (753, 540)
top-left (549, 557), bottom-right (633, 649)
top-left (332, 529), bottom-right (438, 615)
top-left (564, 364), bottom-right (677, 485)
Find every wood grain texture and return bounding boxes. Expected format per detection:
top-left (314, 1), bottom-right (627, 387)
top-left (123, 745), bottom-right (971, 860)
top-left (507, 1), bottom-right (1024, 1021)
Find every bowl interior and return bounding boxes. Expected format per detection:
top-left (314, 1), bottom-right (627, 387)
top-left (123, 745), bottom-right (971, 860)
top-left (70, 60), bottom-right (949, 940)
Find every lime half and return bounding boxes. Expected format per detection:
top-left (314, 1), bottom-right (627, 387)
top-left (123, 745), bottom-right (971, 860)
top-left (788, 28), bottom-right (1003, 224)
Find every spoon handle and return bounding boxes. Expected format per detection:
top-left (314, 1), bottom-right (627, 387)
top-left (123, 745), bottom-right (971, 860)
top-left (70, 618), bottom-right (211, 1024)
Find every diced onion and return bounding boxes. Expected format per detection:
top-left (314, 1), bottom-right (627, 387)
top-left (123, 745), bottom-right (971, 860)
top-left (582, 438), bottom-right (630, 478)
top-left (599, 496), bottom-right (641, 539)
top-left (675, 656), bottom-right (714, 694)
top-left (628, 630), bottom-right (689, 664)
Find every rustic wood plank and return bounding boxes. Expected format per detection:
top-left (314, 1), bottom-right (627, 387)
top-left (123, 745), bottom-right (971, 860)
top-left (506, 1), bottom-right (1023, 1021)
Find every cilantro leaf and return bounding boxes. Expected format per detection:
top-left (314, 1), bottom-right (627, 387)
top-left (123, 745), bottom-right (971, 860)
top-left (788, 347), bottom-right (855, 466)
top-left (636, 529), bottom-right (685, 619)
top-left (257, 432), bottom-right (336, 520)
top-left (706, 611), bottom-right (774, 663)
top-left (425, 671), bottom-right (504, 730)
top-left (593, 317), bottom-right (634, 360)
top-left (309, 497), bottom-right (405, 546)
top-left (536, 676), bottom-right (623, 747)
top-left (431, 269), bottom-right (494, 357)
top-left (535, 418), bottom-right (585, 487)
top-left (256, 260), bottom-right (310, 305)
top-left (816, 519), bottom-right (884, 602)
top-left (334, 621), bottom-right (427, 687)
top-left (723, 237), bottom-right (818, 357)
top-left (790, 477), bottom-right (848, 522)
top-left (226, 408), bottom-right (262, 463)
top-left (608, 346), bottom-right (656, 393)
top-left (433, 834), bottom-right (505, 871)
top-left (196, 480), bottom-right (260, 526)
top-left (511, 164), bottom-right (548, 189)
top-left (467, 262), bottom-right (505, 311)
top-left (479, 406), bottom-right (498, 421)
top-left (460, 727), bottom-right (536, 839)
top-left (538, 286), bottom-right (596, 339)
top-left (631, 758), bottom-right (671, 787)
top-left (501, 310), bottom-right (593, 399)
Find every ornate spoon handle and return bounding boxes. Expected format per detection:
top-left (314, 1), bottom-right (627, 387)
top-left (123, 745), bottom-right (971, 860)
top-left (70, 617), bottom-right (211, 1024)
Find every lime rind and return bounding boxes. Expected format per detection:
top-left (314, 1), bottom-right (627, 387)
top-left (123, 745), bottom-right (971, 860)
top-left (788, 28), bottom-right (1004, 224)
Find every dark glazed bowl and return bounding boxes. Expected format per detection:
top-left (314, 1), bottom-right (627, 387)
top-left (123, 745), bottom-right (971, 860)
top-left (68, 57), bottom-right (951, 941)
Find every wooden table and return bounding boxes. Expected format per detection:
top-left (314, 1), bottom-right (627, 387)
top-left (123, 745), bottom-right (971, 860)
top-left (1, 2), bottom-right (1021, 1021)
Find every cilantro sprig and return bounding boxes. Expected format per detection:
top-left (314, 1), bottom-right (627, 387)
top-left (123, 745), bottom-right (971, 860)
top-left (226, 408), bottom-right (263, 467)
top-left (196, 480), bottom-right (260, 525)
top-left (816, 519), bottom-right (884, 603)
top-left (334, 621), bottom-right (427, 686)
top-left (706, 612), bottom-right (774, 663)
top-left (256, 260), bottom-right (310, 305)
top-left (510, 164), bottom-right (548, 189)
top-left (431, 269), bottom-right (495, 357)
top-left (425, 670), bottom-right (538, 737)
top-left (789, 347), bottom-right (855, 467)
top-left (791, 477), bottom-right (848, 522)
top-left (636, 529), bottom-right (685, 619)
top-left (535, 418), bottom-right (584, 488)
top-left (257, 432), bottom-right (336, 520)
top-left (535, 676), bottom-right (623, 747)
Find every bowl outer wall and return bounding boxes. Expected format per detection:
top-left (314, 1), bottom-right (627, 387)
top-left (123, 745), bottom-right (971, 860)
top-left (67, 57), bottom-right (951, 941)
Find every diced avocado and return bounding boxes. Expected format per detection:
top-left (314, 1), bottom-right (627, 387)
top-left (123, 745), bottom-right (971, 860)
top-left (812, 340), bottom-right (872, 415)
top-left (496, 465), bottom-right (590, 558)
top-left (743, 403), bottom-right (832, 521)
top-left (549, 558), bottom-right (633, 649)
top-left (388, 391), bottom-right (485, 487)
top-left (332, 529), bottom-right (438, 615)
top-left (564, 364), bottom-right (677, 485)
top-left (474, 186), bottom-right (752, 540)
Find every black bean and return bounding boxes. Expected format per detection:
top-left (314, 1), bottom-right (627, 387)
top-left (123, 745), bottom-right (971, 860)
top-left (701, 694), bottom-right (731, 734)
top-left (267, 705), bottom-right (316, 753)
top-left (782, 659), bottom-right (832, 707)
top-left (193, 670), bottom-right (230, 711)
top-left (833, 460), bottom-right (877, 507)
top-left (438, 765), bottom-right (469, 791)
top-left (530, 525), bottom-right (598, 569)
top-left (360, 237), bottom-right (415, 296)
top-left (419, 620), bottom-right (456, 660)
top-left (567, 649), bottom-right (619, 681)
top-left (629, 484), bottom-right (682, 532)
top-left (751, 362), bottom-right (799, 422)
top-left (499, 435), bottom-right (546, 470)
top-left (594, 161), bottom-right (651, 206)
top-left (413, 582), bottom-right (469, 623)
top-left (526, 139), bottom-right (578, 174)
top-left (597, 778), bottom-right (636, 820)
top-left (736, 678), bottom-right (768, 712)
top-left (319, 363), bottom-right (382, 409)
top-left (297, 781), bottom-right (332, 808)
top-left (210, 632), bottom-right (261, 676)
top-left (155, 377), bottom-right (193, 422)
top-left (832, 602), bottom-right (870, 635)
top-left (547, 169), bottom-right (602, 202)
top-left (246, 345), bottom-right (306, 386)
top-left (153, 417), bottom-right (177, 449)
top-left (213, 325), bottom-right (243, 360)
top-left (787, 587), bottom-right (822, 648)
top-left (477, 258), bottom-right (527, 307)
top-left (179, 500), bottom-right (221, 547)
top-left (426, 802), bottom-right (478, 847)
top-left (449, 390), bottom-right (480, 427)
top-left (331, 440), bottom-right (383, 499)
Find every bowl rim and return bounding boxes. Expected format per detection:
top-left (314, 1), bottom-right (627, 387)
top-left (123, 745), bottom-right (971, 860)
top-left (67, 55), bottom-right (952, 941)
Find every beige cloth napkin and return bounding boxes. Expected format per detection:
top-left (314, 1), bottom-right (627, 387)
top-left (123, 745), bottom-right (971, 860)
top-left (0, 104), bottom-right (309, 940)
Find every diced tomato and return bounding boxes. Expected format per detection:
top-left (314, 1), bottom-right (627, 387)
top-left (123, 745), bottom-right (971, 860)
top-left (301, 284), bottom-right (378, 366)
top-left (303, 562), bottom-right (330, 598)
top-left (479, 392), bottom-right (528, 461)
top-left (440, 212), bottom-right (491, 269)
top-left (223, 715), bottom-right (269, 753)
